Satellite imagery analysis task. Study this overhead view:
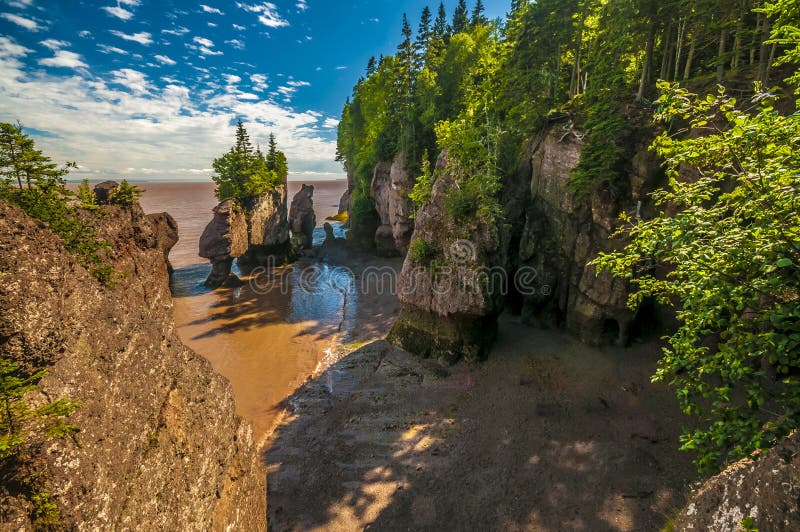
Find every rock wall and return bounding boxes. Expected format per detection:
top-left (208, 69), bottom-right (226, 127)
top-left (516, 123), bottom-right (662, 345)
top-left (673, 431), bottom-right (800, 530)
top-left (370, 152), bottom-right (415, 256)
top-left (288, 184), bottom-right (315, 253)
top-left (0, 199), bottom-right (266, 529)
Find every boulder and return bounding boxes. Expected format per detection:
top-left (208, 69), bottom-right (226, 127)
top-left (93, 180), bottom-right (119, 205)
top-left (146, 212), bottom-right (179, 273)
top-left (199, 200), bottom-right (248, 289)
top-left (289, 184), bottom-right (316, 252)
top-left (673, 431), bottom-right (800, 531)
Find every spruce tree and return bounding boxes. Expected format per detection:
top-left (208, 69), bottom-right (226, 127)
top-left (452, 0), bottom-right (469, 34)
top-left (471, 0), bottom-right (487, 26)
top-left (433, 2), bottom-right (448, 39)
top-left (414, 6), bottom-right (433, 70)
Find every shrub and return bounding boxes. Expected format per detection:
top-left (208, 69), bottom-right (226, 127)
top-left (109, 179), bottom-right (143, 206)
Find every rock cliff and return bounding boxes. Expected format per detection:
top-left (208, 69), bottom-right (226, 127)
top-left (238, 183), bottom-right (290, 266)
top-left (387, 118), bottom-right (662, 360)
top-left (370, 152), bottom-right (415, 256)
top-left (0, 199), bottom-right (266, 529)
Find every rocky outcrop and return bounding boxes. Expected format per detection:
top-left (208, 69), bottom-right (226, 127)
top-left (673, 431), bottom-right (800, 531)
top-left (199, 200), bottom-right (248, 289)
top-left (288, 184), bottom-right (315, 253)
top-left (146, 212), bottom-right (179, 273)
top-left (0, 199), bottom-right (266, 529)
top-left (387, 150), bottom-right (503, 363)
top-left (370, 152), bottom-right (414, 256)
top-left (93, 180), bottom-right (119, 205)
top-left (238, 184), bottom-right (290, 266)
top-left (515, 123), bottom-right (661, 345)
top-left (338, 187), bottom-right (351, 215)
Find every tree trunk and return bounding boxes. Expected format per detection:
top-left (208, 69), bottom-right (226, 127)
top-left (750, 11), bottom-right (761, 65)
top-left (758, 17), bottom-right (771, 83)
top-left (660, 21), bottom-right (673, 80)
top-left (716, 27), bottom-right (727, 83)
top-left (637, 24), bottom-right (656, 101)
top-left (554, 42), bottom-right (561, 99)
top-left (674, 19), bottom-right (686, 81)
top-left (570, 9), bottom-right (586, 98)
top-left (684, 26), bottom-right (697, 79)
top-left (731, 2), bottom-right (744, 69)
top-left (764, 43), bottom-right (776, 84)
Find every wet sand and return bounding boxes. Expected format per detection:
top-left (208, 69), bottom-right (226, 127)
top-left (129, 181), bottom-right (403, 442)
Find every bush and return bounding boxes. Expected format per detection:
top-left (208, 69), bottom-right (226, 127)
top-left (109, 179), bottom-right (143, 206)
top-left (410, 238), bottom-right (439, 264)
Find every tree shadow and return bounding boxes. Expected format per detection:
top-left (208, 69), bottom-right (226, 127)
top-left (264, 319), bottom-right (697, 531)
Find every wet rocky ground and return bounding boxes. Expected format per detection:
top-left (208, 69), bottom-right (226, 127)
top-left (264, 316), bottom-right (698, 531)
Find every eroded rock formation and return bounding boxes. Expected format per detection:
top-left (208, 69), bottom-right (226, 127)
top-left (370, 152), bottom-right (415, 256)
top-left (0, 199), bottom-right (266, 529)
top-left (146, 211), bottom-right (179, 273)
top-left (199, 200), bottom-right (248, 288)
top-left (673, 431), bottom-right (800, 530)
top-left (238, 185), bottom-right (290, 266)
top-left (387, 150), bottom-right (503, 363)
top-left (289, 183), bottom-right (316, 253)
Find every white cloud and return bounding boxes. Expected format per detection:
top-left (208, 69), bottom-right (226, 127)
top-left (335, 66), bottom-right (347, 70)
top-left (236, 2), bottom-right (289, 28)
top-left (323, 118), bottom-right (339, 128)
top-left (193, 36), bottom-right (214, 47)
top-left (225, 38), bottom-right (244, 50)
top-left (110, 30), bottom-right (152, 45)
top-left (101, 6), bottom-right (133, 20)
top-left (200, 4), bottom-right (223, 15)
top-left (287, 80), bottom-right (310, 87)
top-left (0, 38), bottom-right (342, 181)
top-left (1, 12), bottom-right (39, 30)
top-left (110, 68), bottom-right (149, 94)
top-left (40, 39), bottom-right (69, 50)
top-left (118, 0), bottom-right (141, 5)
top-left (154, 54), bottom-right (176, 66)
top-left (39, 50), bottom-right (87, 69)
top-left (250, 73), bottom-right (267, 91)
top-left (232, 23), bottom-right (246, 30)
top-left (7, 0), bottom-right (34, 8)
top-left (276, 80), bottom-right (310, 101)
top-left (296, 0), bottom-right (308, 11)
top-left (161, 26), bottom-right (189, 36)
top-left (223, 74), bottom-right (241, 85)
top-left (207, 22), bottom-right (217, 27)
top-left (78, 30), bottom-right (91, 38)
top-left (98, 44), bottom-right (129, 55)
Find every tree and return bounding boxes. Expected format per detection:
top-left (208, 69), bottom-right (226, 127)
top-left (76, 179), bottom-right (97, 210)
top-left (0, 122), bottom-right (72, 191)
top-left (109, 179), bottom-right (143, 206)
top-left (212, 121), bottom-right (284, 203)
top-left (414, 6), bottom-right (433, 70)
top-left (471, 0), bottom-right (488, 26)
top-left (452, 0), bottom-right (469, 34)
top-left (433, 2), bottom-right (449, 40)
top-left (595, 83), bottom-right (800, 473)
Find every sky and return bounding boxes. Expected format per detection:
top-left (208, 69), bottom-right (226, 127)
top-left (0, 0), bottom-right (508, 182)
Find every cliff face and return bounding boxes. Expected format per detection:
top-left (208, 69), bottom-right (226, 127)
top-left (0, 200), bottom-right (266, 529)
top-left (370, 152), bottom-right (415, 256)
top-left (238, 183), bottom-right (290, 266)
top-left (387, 119), bottom-right (663, 360)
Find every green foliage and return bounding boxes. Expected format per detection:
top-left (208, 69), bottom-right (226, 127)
top-left (0, 358), bottom-right (78, 461)
top-left (76, 179), bottom-right (97, 210)
top-left (0, 122), bottom-right (114, 283)
top-left (594, 82), bottom-right (800, 473)
top-left (409, 150), bottom-right (435, 207)
top-left (763, 0), bottom-right (800, 90)
top-left (31, 491), bottom-right (62, 527)
top-left (739, 516), bottom-right (758, 532)
top-left (109, 179), bottom-right (143, 206)
top-left (410, 238), bottom-right (439, 264)
top-left (212, 121), bottom-right (286, 203)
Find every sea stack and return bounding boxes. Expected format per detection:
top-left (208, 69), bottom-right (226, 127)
top-left (289, 184), bottom-right (316, 254)
top-left (198, 200), bottom-right (248, 288)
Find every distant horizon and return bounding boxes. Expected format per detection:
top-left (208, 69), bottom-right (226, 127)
top-left (65, 176), bottom-right (347, 184)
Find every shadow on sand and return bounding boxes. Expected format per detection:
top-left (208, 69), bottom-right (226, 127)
top-left (264, 318), bottom-right (698, 531)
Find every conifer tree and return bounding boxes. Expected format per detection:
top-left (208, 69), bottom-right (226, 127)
top-left (452, 0), bottom-right (469, 34)
top-left (414, 6), bottom-right (433, 70)
top-left (471, 0), bottom-right (487, 26)
top-left (433, 2), bottom-right (449, 39)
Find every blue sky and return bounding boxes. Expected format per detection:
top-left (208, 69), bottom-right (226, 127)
top-left (0, 0), bottom-right (508, 181)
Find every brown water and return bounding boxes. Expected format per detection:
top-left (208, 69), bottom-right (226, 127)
top-left (131, 181), bottom-right (365, 442)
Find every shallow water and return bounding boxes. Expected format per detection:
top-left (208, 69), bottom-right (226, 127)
top-left (134, 181), bottom-right (356, 440)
